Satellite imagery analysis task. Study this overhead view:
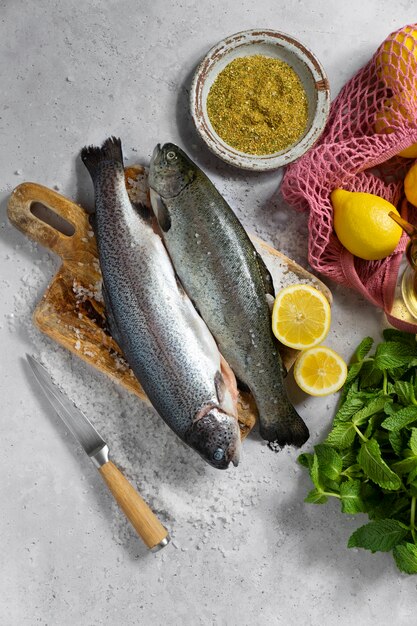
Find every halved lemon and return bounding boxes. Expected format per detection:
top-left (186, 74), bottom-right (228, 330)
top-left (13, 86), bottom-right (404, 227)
top-left (293, 346), bottom-right (347, 396)
top-left (272, 284), bottom-right (331, 350)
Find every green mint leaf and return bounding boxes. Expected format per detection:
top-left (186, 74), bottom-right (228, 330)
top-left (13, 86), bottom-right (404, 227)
top-left (383, 328), bottom-right (417, 345)
top-left (340, 480), bottom-right (365, 514)
top-left (391, 455), bottom-right (417, 476)
top-left (304, 488), bottom-right (328, 505)
top-left (357, 484), bottom-right (409, 520)
top-left (344, 362), bottom-right (364, 386)
top-left (315, 444), bottom-right (343, 481)
top-left (360, 483), bottom-right (382, 510)
top-left (374, 342), bottom-right (417, 370)
top-left (359, 360), bottom-right (384, 388)
top-left (325, 422), bottom-right (357, 450)
top-left (407, 465), bottom-right (417, 483)
top-left (357, 438), bottom-right (402, 490)
top-left (381, 406), bottom-right (417, 431)
top-left (340, 377), bottom-right (362, 404)
top-left (375, 353), bottom-right (408, 371)
top-left (309, 454), bottom-right (320, 489)
top-left (348, 519), bottom-right (409, 553)
top-left (342, 463), bottom-right (362, 479)
top-left (385, 496), bottom-right (410, 519)
top-left (389, 430), bottom-right (406, 456)
top-left (384, 401), bottom-right (402, 416)
top-left (410, 429), bottom-right (417, 455)
top-left (353, 336), bottom-right (374, 361)
top-left (409, 480), bottom-right (417, 497)
top-left (333, 380), bottom-right (365, 426)
top-left (394, 380), bottom-right (416, 406)
top-left (297, 452), bottom-right (313, 469)
top-left (334, 394), bottom-right (365, 423)
top-left (340, 449), bottom-right (358, 469)
top-left (388, 364), bottom-right (415, 380)
top-left (366, 493), bottom-right (409, 520)
top-left (352, 395), bottom-right (389, 426)
top-left (364, 414), bottom-right (386, 440)
top-left (321, 477), bottom-right (341, 493)
top-left (393, 543), bottom-right (417, 574)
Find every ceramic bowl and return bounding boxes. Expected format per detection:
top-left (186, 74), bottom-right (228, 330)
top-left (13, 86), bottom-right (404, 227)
top-left (190, 29), bottom-right (330, 171)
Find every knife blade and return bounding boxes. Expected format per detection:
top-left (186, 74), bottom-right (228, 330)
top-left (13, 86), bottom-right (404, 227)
top-left (26, 354), bottom-right (170, 552)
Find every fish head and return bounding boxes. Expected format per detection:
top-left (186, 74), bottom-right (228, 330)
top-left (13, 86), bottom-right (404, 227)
top-left (184, 407), bottom-right (241, 470)
top-left (149, 143), bottom-right (196, 198)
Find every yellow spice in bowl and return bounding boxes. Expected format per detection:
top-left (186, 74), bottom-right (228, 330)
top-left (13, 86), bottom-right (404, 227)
top-left (206, 55), bottom-right (308, 155)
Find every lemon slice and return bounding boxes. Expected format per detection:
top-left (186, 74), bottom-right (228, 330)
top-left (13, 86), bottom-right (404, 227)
top-left (293, 346), bottom-right (347, 396)
top-left (272, 284), bottom-right (331, 350)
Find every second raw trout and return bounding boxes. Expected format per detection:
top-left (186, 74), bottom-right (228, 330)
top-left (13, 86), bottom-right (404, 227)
top-left (149, 143), bottom-right (309, 448)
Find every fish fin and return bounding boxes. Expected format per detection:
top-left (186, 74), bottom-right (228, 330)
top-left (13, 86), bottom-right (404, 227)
top-left (174, 273), bottom-right (188, 299)
top-left (236, 378), bottom-right (250, 393)
top-left (173, 269), bottom-right (205, 314)
top-left (255, 251), bottom-right (275, 298)
top-left (214, 371), bottom-right (225, 403)
top-left (150, 189), bottom-right (171, 232)
top-left (81, 136), bottom-right (123, 181)
top-left (259, 405), bottom-right (309, 449)
top-left (132, 202), bottom-right (152, 221)
top-left (219, 354), bottom-right (238, 418)
top-left (158, 199), bottom-right (172, 232)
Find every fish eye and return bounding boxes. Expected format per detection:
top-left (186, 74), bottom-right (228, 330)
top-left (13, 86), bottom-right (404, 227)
top-left (166, 150), bottom-right (177, 161)
top-left (213, 448), bottom-right (224, 461)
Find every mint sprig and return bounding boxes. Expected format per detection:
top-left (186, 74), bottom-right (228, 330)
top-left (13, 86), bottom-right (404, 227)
top-left (348, 519), bottom-right (409, 553)
top-left (298, 330), bottom-right (417, 575)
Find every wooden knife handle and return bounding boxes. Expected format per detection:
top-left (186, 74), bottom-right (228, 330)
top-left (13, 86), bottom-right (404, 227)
top-left (98, 461), bottom-right (170, 551)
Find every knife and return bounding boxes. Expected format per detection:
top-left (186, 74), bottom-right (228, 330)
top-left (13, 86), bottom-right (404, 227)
top-left (26, 354), bottom-right (170, 552)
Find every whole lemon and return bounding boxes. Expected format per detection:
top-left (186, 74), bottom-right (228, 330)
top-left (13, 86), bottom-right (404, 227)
top-left (398, 144), bottom-right (417, 159)
top-left (331, 189), bottom-right (402, 261)
top-left (404, 161), bottom-right (417, 206)
top-left (375, 94), bottom-right (417, 158)
top-left (376, 27), bottom-right (417, 88)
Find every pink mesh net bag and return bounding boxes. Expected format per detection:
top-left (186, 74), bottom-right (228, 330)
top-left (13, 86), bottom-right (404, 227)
top-left (281, 24), bottom-right (417, 331)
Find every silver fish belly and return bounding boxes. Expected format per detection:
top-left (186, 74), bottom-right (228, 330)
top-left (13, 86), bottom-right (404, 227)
top-left (148, 143), bottom-right (309, 448)
top-left (81, 137), bottom-right (241, 469)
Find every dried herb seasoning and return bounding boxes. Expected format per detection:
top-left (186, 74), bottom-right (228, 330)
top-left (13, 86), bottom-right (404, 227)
top-left (206, 54), bottom-right (308, 155)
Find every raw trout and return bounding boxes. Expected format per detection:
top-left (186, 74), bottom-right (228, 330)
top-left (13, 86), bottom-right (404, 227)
top-left (148, 143), bottom-right (309, 447)
top-left (81, 137), bottom-right (241, 469)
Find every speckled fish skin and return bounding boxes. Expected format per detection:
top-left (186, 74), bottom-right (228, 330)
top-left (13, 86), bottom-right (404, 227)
top-left (148, 143), bottom-right (309, 448)
top-left (80, 137), bottom-right (241, 469)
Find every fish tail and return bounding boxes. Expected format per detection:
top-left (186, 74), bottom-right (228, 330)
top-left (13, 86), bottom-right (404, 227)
top-left (81, 136), bottom-right (123, 181)
top-left (259, 403), bottom-right (309, 448)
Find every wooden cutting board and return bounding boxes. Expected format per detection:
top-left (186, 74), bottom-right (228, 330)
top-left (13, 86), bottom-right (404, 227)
top-left (7, 167), bottom-right (332, 439)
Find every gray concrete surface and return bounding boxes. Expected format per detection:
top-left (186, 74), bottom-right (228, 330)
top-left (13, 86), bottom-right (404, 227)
top-left (1, 1), bottom-right (417, 624)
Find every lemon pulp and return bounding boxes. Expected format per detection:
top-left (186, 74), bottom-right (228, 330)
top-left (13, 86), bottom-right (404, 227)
top-left (293, 346), bottom-right (347, 396)
top-left (272, 284), bottom-right (331, 350)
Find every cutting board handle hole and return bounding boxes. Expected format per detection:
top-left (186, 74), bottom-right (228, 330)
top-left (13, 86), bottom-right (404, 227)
top-left (30, 202), bottom-right (76, 237)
